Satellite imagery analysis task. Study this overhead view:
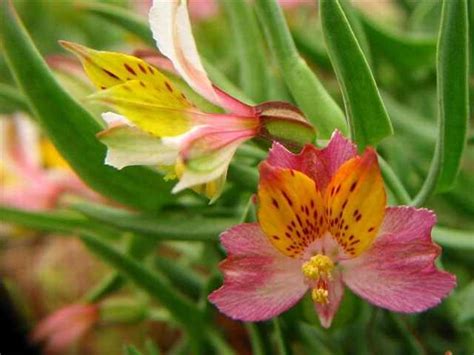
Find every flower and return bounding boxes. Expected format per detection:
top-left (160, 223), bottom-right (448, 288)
top-left (0, 114), bottom-right (97, 210)
top-left (60, 0), bottom-right (314, 202)
top-left (209, 131), bottom-right (456, 327)
top-left (31, 303), bottom-right (99, 354)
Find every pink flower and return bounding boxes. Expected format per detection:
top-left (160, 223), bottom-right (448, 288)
top-left (60, 0), bottom-right (314, 201)
top-left (209, 131), bottom-right (456, 327)
top-left (31, 303), bottom-right (99, 354)
top-left (0, 115), bottom-right (97, 210)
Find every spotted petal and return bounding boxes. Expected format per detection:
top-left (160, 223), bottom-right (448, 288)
top-left (342, 207), bottom-right (456, 313)
top-left (325, 149), bottom-right (386, 257)
top-left (209, 223), bottom-right (307, 321)
top-left (258, 163), bottom-right (327, 258)
top-left (266, 130), bottom-right (356, 192)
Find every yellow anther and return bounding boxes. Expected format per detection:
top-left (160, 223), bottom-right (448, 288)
top-left (311, 287), bottom-right (329, 304)
top-left (301, 254), bottom-right (334, 280)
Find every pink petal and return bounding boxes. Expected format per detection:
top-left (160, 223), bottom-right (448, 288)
top-left (209, 223), bottom-right (307, 321)
top-left (315, 270), bottom-right (345, 328)
top-left (342, 207), bottom-right (456, 313)
top-left (266, 130), bottom-right (356, 191)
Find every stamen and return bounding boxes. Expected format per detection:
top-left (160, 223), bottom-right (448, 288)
top-left (301, 254), bottom-right (334, 280)
top-left (311, 287), bottom-right (329, 304)
top-left (302, 254), bottom-right (334, 305)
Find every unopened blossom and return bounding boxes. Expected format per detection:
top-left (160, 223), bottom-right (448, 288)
top-left (0, 115), bottom-right (97, 210)
top-left (60, 0), bottom-right (314, 201)
top-left (31, 303), bottom-right (99, 354)
top-left (209, 131), bottom-right (456, 327)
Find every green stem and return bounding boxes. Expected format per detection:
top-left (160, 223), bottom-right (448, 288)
top-left (0, 83), bottom-right (31, 114)
top-left (245, 324), bottom-right (266, 355)
top-left (273, 318), bottom-right (289, 355)
top-left (255, 0), bottom-right (347, 137)
top-left (386, 312), bottom-right (424, 355)
top-left (432, 227), bottom-right (474, 250)
top-left (378, 157), bottom-right (411, 205)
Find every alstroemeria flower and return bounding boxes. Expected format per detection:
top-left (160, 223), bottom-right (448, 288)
top-left (60, 0), bottom-right (314, 202)
top-left (31, 303), bottom-right (99, 354)
top-left (0, 115), bottom-right (97, 210)
top-left (209, 131), bottom-right (456, 327)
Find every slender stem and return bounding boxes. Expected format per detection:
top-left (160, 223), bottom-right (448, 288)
top-left (386, 312), bottom-right (424, 355)
top-left (273, 318), bottom-right (289, 355)
top-left (378, 156), bottom-right (411, 205)
top-left (245, 324), bottom-right (266, 355)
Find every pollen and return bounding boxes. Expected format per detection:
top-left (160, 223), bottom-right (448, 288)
top-left (311, 287), bottom-right (329, 304)
top-left (301, 254), bottom-right (334, 280)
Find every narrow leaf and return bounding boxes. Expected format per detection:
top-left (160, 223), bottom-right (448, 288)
top-left (413, 0), bottom-right (469, 204)
top-left (255, 0), bottom-right (347, 138)
top-left (219, 0), bottom-right (270, 102)
top-left (0, 206), bottom-right (118, 239)
top-left (72, 201), bottom-right (237, 241)
top-left (0, 1), bottom-right (173, 211)
top-left (361, 13), bottom-right (437, 71)
top-left (432, 227), bottom-right (474, 250)
top-left (0, 83), bottom-right (30, 114)
top-left (320, 0), bottom-right (393, 150)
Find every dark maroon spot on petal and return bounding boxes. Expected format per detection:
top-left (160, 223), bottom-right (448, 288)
top-left (342, 199), bottom-right (348, 210)
top-left (139, 81), bottom-right (146, 88)
top-left (100, 86), bottom-right (106, 90)
top-left (138, 63), bottom-right (147, 73)
top-left (350, 182), bottom-right (357, 192)
top-left (124, 63), bottom-right (136, 76)
top-left (281, 191), bottom-right (293, 206)
top-left (350, 240), bottom-right (360, 245)
top-left (330, 186), bottom-right (335, 196)
top-left (368, 227), bottom-right (375, 232)
top-left (335, 185), bottom-right (341, 194)
top-left (296, 215), bottom-right (303, 227)
top-left (290, 169), bottom-right (295, 176)
top-left (103, 68), bottom-right (119, 80)
top-left (348, 235), bottom-right (355, 241)
top-left (344, 225), bottom-right (349, 231)
top-left (355, 215), bottom-right (362, 222)
top-left (285, 232), bottom-right (292, 239)
top-left (272, 198), bottom-right (279, 209)
top-left (272, 235), bottom-right (280, 240)
top-left (181, 93), bottom-right (187, 100)
top-left (148, 65), bottom-right (155, 74)
top-left (165, 81), bottom-right (173, 92)
top-left (353, 209), bottom-right (359, 217)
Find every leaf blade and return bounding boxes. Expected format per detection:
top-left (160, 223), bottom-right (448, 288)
top-left (320, 0), bottom-right (393, 150)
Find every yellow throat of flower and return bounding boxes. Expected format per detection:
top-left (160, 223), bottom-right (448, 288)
top-left (302, 254), bottom-right (334, 304)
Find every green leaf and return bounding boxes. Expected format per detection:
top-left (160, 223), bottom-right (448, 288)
top-left (80, 2), bottom-right (154, 45)
top-left (0, 205), bottom-right (118, 239)
top-left (72, 201), bottom-right (238, 241)
top-left (255, 0), bottom-right (347, 138)
top-left (80, 232), bottom-right (204, 339)
top-left (219, 0), bottom-right (270, 102)
top-left (0, 83), bottom-right (30, 114)
top-left (0, 1), bottom-right (173, 212)
top-left (434, 0), bottom-right (469, 191)
top-left (432, 227), bottom-right (474, 250)
top-left (360, 13), bottom-right (437, 71)
top-left (320, 0), bottom-right (393, 150)
top-left (412, 0), bottom-right (469, 205)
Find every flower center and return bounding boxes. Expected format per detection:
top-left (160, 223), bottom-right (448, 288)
top-left (301, 254), bottom-right (334, 304)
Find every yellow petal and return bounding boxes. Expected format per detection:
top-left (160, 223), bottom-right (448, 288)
top-left (61, 41), bottom-right (193, 137)
top-left (258, 164), bottom-right (326, 258)
top-left (91, 81), bottom-right (192, 137)
top-left (324, 149), bottom-right (386, 257)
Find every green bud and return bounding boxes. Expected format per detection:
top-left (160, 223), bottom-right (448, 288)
top-left (256, 102), bottom-right (317, 150)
